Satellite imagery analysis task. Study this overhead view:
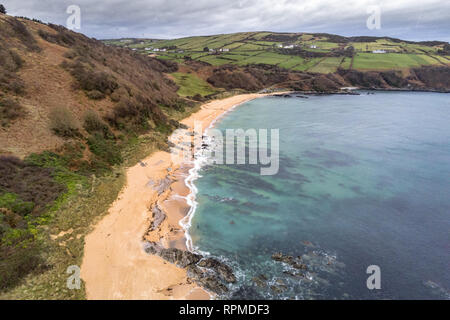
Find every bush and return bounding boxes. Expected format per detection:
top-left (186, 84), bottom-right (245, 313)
top-left (87, 133), bottom-right (122, 166)
top-left (0, 155), bottom-right (66, 215)
top-left (0, 241), bottom-right (47, 291)
top-left (9, 19), bottom-right (40, 51)
top-left (0, 97), bottom-right (26, 126)
top-left (38, 27), bottom-right (76, 47)
top-left (85, 90), bottom-right (105, 100)
top-left (48, 106), bottom-right (80, 138)
top-left (110, 87), bottom-right (129, 102)
top-left (83, 110), bottom-right (113, 138)
top-left (0, 193), bottom-right (34, 216)
top-left (66, 61), bottom-right (118, 95)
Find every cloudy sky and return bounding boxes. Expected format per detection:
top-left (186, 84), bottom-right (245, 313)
top-left (3, 0), bottom-right (450, 41)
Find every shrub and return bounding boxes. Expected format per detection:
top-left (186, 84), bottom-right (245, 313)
top-left (87, 133), bottom-right (122, 166)
top-left (48, 106), bottom-right (80, 138)
top-left (110, 87), bottom-right (129, 102)
top-left (0, 193), bottom-right (34, 216)
top-left (0, 97), bottom-right (26, 126)
top-left (38, 27), bottom-right (76, 47)
top-left (83, 110), bottom-right (113, 138)
top-left (0, 47), bottom-right (23, 72)
top-left (0, 155), bottom-right (66, 215)
top-left (67, 61), bottom-right (118, 95)
top-left (0, 240), bottom-right (47, 291)
top-left (9, 19), bottom-right (40, 51)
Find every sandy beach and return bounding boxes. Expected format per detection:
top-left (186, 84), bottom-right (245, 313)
top-left (80, 92), bottom-right (281, 300)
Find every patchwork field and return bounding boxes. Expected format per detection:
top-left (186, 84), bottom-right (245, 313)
top-left (104, 32), bottom-right (450, 74)
top-left (170, 72), bottom-right (218, 97)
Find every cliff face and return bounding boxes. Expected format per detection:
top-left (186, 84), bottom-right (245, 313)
top-left (205, 63), bottom-right (450, 93)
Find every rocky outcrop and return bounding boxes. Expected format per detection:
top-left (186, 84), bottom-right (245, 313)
top-left (197, 258), bottom-right (236, 283)
top-left (144, 241), bottom-right (236, 295)
top-left (148, 205), bottom-right (166, 232)
top-left (272, 252), bottom-right (308, 270)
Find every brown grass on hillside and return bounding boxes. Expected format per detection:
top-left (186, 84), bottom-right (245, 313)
top-left (0, 16), bottom-right (186, 158)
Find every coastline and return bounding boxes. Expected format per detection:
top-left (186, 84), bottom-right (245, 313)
top-left (80, 92), bottom-right (283, 300)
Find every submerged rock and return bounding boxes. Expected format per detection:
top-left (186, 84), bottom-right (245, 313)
top-left (272, 252), bottom-right (308, 271)
top-left (252, 275), bottom-right (267, 288)
top-left (270, 285), bottom-right (287, 294)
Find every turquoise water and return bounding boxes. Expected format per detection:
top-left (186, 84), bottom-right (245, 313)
top-left (189, 92), bottom-right (450, 300)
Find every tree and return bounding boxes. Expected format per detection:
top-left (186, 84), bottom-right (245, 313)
top-left (0, 4), bottom-right (6, 14)
top-left (203, 47), bottom-right (209, 52)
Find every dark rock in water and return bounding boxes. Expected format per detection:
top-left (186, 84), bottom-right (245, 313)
top-left (296, 95), bottom-right (309, 99)
top-left (258, 274), bottom-right (268, 281)
top-left (270, 285), bottom-right (287, 294)
top-left (198, 258), bottom-right (237, 283)
top-left (272, 252), bottom-right (308, 271)
top-left (273, 94), bottom-right (292, 98)
top-left (252, 275), bottom-right (268, 288)
top-left (271, 252), bottom-right (284, 261)
top-left (291, 262), bottom-right (308, 270)
top-left (271, 252), bottom-right (294, 264)
top-left (186, 265), bottom-right (228, 294)
top-left (283, 271), bottom-right (305, 278)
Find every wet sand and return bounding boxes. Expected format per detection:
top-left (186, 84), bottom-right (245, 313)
top-left (81, 92), bottom-right (284, 300)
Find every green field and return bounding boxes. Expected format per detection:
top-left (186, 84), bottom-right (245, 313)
top-left (170, 72), bottom-right (217, 97)
top-left (352, 53), bottom-right (443, 70)
top-left (308, 57), bottom-right (345, 73)
top-left (105, 32), bottom-right (449, 73)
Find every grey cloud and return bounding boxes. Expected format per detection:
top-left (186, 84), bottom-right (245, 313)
top-left (2, 0), bottom-right (449, 41)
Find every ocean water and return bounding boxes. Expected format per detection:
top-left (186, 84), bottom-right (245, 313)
top-left (188, 92), bottom-right (450, 300)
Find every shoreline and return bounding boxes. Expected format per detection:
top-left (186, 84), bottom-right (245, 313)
top-left (80, 92), bottom-right (284, 300)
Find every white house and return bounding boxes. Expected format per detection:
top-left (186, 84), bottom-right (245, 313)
top-left (310, 45), bottom-right (317, 49)
top-left (153, 48), bottom-right (160, 52)
top-left (160, 48), bottom-right (167, 52)
top-left (145, 47), bottom-right (153, 51)
top-left (223, 48), bottom-right (230, 52)
top-left (284, 45), bottom-right (294, 49)
top-left (372, 49), bottom-right (386, 54)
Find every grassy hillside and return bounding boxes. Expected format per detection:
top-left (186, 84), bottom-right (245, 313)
top-left (105, 32), bottom-right (450, 74)
top-left (0, 13), bottom-right (202, 299)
